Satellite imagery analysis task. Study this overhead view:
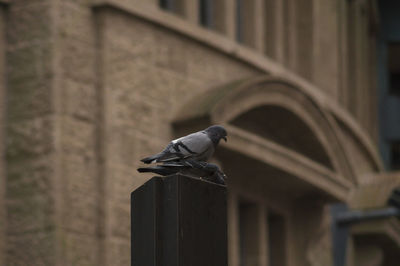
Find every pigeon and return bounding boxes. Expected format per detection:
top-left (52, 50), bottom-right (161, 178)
top-left (140, 125), bottom-right (227, 164)
top-left (137, 159), bottom-right (227, 185)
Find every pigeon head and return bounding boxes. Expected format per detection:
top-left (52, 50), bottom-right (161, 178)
top-left (205, 125), bottom-right (227, 145)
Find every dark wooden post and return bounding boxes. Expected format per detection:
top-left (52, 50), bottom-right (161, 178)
top-left (131, 174), bottom-right (227, 266)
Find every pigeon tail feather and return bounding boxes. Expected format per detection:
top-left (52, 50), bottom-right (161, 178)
top-left (137, 166), bottom-right (176, 176)
top-left (140, 154), bottom-right (160, 164)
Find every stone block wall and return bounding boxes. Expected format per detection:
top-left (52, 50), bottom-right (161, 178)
top-left (4, 0), bottom-right (58, 265)
top-left (0, 0), bottom-right (385, 265)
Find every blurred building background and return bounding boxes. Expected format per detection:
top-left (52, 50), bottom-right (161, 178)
top-left (0, 0), bottom-right (399, 265)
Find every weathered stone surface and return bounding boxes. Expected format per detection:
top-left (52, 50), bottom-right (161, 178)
top-left (6, 157), bottom-right (54, 234)
top-left (107, 126), bottom-right (137, 166)
top-left (7, 230), bottom-right (56, 266)
top-left (108, 91), bottom-right (158, 136)
top-left (7, 76), bottom-right (53, 121)
top-left (6, 116), bottom-right (54, 161)
top-left (101, 12), bottom-right (157, 65)
top-left (291, 0), bottom-right (313, 80)
top-left (108, 239), bottom-right (130, 266)
top-left (62, 190), bottom-right (99, 235)
top-left (63, 153), bottom-right (97, 197)
top-left (110, 17), bottom-right (259, 83)
top-left (0, 7), bottom-right (6, 265)
top-left (60, 116), bottom-right (95, 161)
top-left (7, 156), bottom-right (53, 200)
top-left (61, 78), bottom-right (97, 121)
top-left (108, 165), bottom-right (141, 202)
top-left (63, 232), bottom-right (100, 266)
top-left (7, 42), bottom-right (52, 83)
top-left (110, 201), bottom-right (130, 239)
top-left (105, 58), bottom-right (202, 139)
top-left (59, 2), bottom-right (95, 44)
top-left (152, 30), bottom-right (190, 74)
top-left (8, 3), bottom-right (52, 45)
top-left (335, 120), bottom-right (376, 178)
top-left (7, 193), bottom-right (54, 235)
top-left (306, 206), bottom-right (333, 266)
top-left (4, 1), bottom-right (56, 264)
top-left (60, 39), bottom-right (95, 84)
top-left (11, 0), bottom-right (51, 6)
top-left (349, 173), bottom-right (400, 210)
top-left (101, 11), bottom-right (261, 85)
top-left (184, 43), bottom-right (259, 85)
top-left (59, 0), bottom-right (92, 6)
top-left (107, 61), bottom-right (176, 105)
top-left (312, 0), bottom-right (339, 99)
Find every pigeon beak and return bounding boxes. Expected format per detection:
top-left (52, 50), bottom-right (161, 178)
top-left (223, 136), bottom-right (227, 142)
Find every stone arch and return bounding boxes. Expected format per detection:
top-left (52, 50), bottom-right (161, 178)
top-left (173, 75), bottom-right (381, 198)
top-left (172, 75), bottom-right (387, 265)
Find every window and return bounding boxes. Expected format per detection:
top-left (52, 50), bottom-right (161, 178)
top-left (159, 0), bottom-right (173, 11)
top-left (239, 200), bottom-right (261, 266)
top-left (198, 0), bottom-right (226, 33)
top-left (389, 72), bottom-right (400, 96)
top-left (267, 211), bottom-right (287, 266)
top-left (391, 141), bottom-right (400, 170)
top-left (159, 0), bottom-right (184, 16)
top-left (235, 0), bottom-right (243, 43)
top-left (388, 43), bottom-right (400, 96)
top-left (238, 199), bottom-right (287, 266)
top-left (235, 0), bottom-right (260, 49)
top-left (199, 0), bottom-right (213, 28)
top-left (377, 1), bottom-right (400, 170)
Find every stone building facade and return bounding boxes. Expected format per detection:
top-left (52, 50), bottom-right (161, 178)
top-left (0, 0), bottom-right (399, 266)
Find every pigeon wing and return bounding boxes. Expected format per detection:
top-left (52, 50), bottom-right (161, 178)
top-left (173, 131), bottom-right (214, 161)
top-left (155, 132), bottom-right (213, 163)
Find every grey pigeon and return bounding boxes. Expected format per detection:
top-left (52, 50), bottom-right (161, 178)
top-left (137, 159), bottom-right (227, 185)
top-left (140, 125), bottom-right (227, 164)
